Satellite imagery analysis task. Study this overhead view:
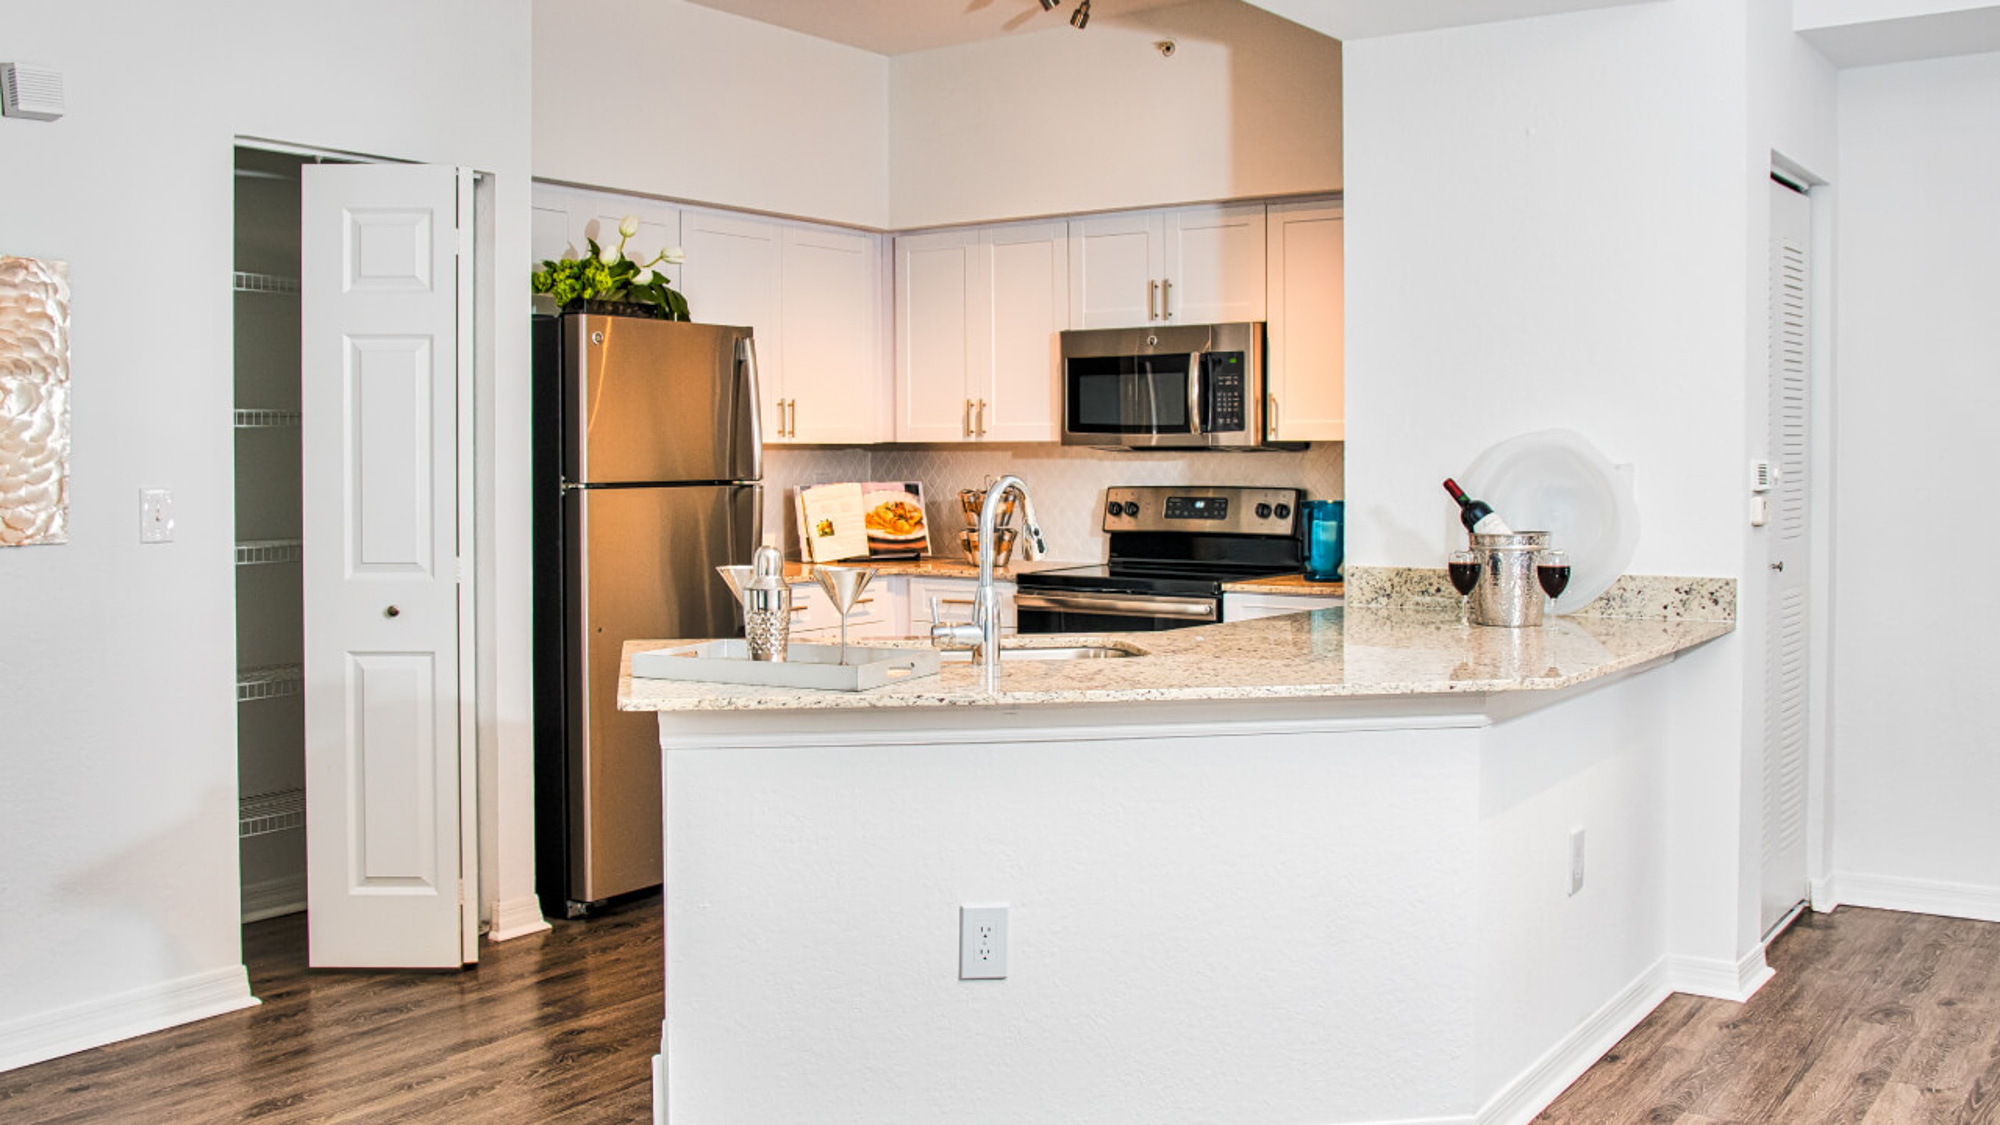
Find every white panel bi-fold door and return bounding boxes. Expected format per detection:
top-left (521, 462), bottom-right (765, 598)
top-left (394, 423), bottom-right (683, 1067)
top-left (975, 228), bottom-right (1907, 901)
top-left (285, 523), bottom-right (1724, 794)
top-left (301, 164), bottom-right (472, 969)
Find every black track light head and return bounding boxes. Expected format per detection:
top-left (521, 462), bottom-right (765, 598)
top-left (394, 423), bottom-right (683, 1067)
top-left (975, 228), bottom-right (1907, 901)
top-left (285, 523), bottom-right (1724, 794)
top-left (1070, 0), bottom-right (1090, 28)
top-left (1040, 0), bottom-right (1060, 9)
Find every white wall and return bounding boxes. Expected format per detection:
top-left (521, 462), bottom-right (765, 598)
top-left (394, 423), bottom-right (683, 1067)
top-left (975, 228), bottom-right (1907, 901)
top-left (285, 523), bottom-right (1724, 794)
top-left (889, 0), bottom-right (1343, 229)
top-left (533, 0), bottom-right (892, 229)
top-left (1828, 50), bottom-right (2000, 915)
top-left (1342, 1), bottom-right (1749, 578)
top-left (0, 0), bottom-right (534, 1068)
top-left (1338, 0), bottom-right (1839, 980)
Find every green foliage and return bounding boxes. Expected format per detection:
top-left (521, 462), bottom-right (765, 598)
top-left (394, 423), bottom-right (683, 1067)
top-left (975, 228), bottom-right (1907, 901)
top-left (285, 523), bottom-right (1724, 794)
top-left (531, 231), bottom-right (692, 321)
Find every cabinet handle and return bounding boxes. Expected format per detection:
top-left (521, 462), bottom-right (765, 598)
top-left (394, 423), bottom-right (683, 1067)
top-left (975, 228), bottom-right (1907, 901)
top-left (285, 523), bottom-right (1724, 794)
top-left (785, 399), bottom-right (797, 438)
top-left (1268, 394), bottom-right (1280, 440)
top-left (964, 398), bottom-right (975, 438)
top-left (977, 399), bottom-right (988, 436)
top-left (1147, 279), bottom-right (1159, 321)
top-left (1161, 278), bottom-right (1172, 320)
top-left (939, 598), bottom-right (975, 606)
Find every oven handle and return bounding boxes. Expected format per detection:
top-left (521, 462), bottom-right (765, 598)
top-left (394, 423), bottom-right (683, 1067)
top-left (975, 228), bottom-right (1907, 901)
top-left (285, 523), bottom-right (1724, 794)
top-left (1014, 591), bottom-right (1218, 620)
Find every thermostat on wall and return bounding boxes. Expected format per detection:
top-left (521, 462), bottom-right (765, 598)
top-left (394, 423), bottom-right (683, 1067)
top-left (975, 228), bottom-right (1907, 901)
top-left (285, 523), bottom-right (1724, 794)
top-left (2, 62), bottom-right (66, 122)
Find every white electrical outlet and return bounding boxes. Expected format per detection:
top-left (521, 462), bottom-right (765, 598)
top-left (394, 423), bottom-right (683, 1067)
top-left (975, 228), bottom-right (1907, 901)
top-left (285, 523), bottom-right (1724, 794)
top-left (1568, 826), bottom-right (1587, 897)
top-left (140, 488), bottom-right (175, 543)
top-left (959, 904), bottom-right (1008, 980)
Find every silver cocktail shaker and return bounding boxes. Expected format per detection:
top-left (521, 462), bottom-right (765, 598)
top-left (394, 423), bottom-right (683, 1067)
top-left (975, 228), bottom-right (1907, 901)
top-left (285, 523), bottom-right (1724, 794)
top-left (742, 544), bottom-right (791, 661)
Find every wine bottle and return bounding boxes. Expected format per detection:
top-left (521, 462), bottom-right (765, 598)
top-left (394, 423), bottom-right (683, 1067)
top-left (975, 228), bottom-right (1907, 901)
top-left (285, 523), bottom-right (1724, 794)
top-left (1442, 478), bottom-right (1513, 536)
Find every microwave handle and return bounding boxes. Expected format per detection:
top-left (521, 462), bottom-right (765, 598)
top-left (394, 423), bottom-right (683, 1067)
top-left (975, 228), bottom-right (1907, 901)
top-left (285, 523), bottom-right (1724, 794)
top-left (1187, 353), bottom-right (1203, 435)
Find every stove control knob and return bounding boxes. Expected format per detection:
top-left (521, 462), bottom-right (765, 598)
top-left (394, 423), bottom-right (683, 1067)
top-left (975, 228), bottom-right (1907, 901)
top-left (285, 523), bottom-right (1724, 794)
top-left (1273, 503), bottom-right (1292, 521)
top-left (1122, 501), bottom-right (1141, 517)
top-left (1255, 503), bottom-right (1273, 520)
top-left (1106, 500), bottom-right (1122, 518)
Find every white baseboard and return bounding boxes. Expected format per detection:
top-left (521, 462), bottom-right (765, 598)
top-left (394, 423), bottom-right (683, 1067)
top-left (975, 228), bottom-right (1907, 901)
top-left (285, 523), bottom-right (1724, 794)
top-left (653, 1053), bottom-right (667, 1125)
top-left (1664, 946), bottom-right (1773, 1002)
top-left (241, 873), bottom-right (306, 924)
top-left (1809, 875), bottom-right (1841, 913)
top-left (1826, 872), bottom-right (2000, 923)
top-left (487, 893), bottom-right (553, 942)
top-left (1476, 958), bottom-right (1673, 1125)
top-left (0, 965), bottom-right (259, 1074)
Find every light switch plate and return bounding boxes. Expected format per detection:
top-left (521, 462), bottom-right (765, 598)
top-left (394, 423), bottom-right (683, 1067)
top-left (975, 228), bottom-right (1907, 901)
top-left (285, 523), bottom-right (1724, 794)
top-left (140, 488), bottom-right (174, 543)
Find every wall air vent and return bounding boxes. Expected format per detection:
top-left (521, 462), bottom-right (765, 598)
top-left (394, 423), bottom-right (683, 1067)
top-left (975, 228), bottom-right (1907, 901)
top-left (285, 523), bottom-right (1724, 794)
top-left (2, 62), bottom-right (65, 121)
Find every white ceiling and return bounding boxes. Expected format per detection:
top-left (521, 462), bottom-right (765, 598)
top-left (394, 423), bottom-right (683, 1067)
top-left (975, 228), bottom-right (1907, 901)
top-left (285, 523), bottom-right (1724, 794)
top-left (683, 0), bottom-right (1200, 56)
top-left (1240, 0), bottom-right (1660, 41)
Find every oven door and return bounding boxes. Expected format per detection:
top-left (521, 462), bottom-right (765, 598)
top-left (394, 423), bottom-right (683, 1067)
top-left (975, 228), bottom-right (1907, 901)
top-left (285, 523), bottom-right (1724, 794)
top-left (1013, 590), bottom-right (1219, 634)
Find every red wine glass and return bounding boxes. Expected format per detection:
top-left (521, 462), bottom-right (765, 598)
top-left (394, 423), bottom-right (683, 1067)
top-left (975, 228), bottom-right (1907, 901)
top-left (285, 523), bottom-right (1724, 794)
top-left (1448, 549), bottom-right (1481, 621)
top-left (1537, 548), bottom-right (1572, 607)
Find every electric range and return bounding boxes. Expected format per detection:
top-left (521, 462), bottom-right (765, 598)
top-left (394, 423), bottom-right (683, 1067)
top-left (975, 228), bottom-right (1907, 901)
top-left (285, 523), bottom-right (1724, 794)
top-left (1014, 485), bottom-right (1304, 633)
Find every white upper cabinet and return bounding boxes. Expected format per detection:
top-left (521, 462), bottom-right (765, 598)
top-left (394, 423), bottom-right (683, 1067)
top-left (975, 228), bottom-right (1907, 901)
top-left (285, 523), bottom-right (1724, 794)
top-left (896, 220), bottom-right (1068, 443)
top-left (1265, 199), bottom-right (1344, 442)
top-left (1068, 203), bottom-right (1266, 329)
top-left (678, 209), bottom-right (885, 445)
top-left (780, 225), bottom-right (882, 444)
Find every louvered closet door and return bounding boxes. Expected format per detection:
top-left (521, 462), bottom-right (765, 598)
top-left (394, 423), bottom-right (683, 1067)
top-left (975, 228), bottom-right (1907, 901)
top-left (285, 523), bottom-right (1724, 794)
top-left (1761, 178), bottom-right (1812, 939)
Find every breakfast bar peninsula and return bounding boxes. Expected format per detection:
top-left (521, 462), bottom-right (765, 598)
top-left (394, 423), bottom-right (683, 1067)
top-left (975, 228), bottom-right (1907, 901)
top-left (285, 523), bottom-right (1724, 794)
top-left (621, 598), bottom-right (1739, 1125)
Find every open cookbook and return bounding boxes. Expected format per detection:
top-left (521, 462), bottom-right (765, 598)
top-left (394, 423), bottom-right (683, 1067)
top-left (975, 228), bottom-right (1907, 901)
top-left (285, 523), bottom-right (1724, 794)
top-left (795, 481), bottom-right (931, 563)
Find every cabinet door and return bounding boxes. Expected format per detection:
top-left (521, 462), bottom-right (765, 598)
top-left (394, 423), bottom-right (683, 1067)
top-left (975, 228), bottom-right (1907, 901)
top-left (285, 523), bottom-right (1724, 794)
top-left (977, 222), bottom-right (1068, 442)
top-left (1163, 202), bottom-right (1266, 324)
top-left (895, 229), bottom-right (979, 443)
top-left (1265, 200), bottom-right (1344, 441)
top-left (1068, 211), bottom-right (1162, 329)
top-left (782, 225), bottom-right (881, 444)
top-left (680, 210), bottom-right (785, 437)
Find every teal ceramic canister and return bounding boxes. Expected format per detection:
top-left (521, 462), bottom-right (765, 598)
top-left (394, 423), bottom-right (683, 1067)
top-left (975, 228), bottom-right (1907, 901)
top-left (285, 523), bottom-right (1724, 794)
top-left (1302, 500), bottom-right (1344, 582)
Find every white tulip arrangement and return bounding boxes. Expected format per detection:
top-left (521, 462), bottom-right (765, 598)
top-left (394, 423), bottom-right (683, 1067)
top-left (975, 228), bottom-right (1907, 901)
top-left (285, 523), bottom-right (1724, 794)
top-left (532, 214), bottom-right (689, 320)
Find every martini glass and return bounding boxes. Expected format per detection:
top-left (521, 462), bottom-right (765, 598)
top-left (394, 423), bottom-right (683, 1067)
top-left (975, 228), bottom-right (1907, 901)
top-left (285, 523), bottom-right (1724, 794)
top-left (812, 565), bottom-right (875, 665)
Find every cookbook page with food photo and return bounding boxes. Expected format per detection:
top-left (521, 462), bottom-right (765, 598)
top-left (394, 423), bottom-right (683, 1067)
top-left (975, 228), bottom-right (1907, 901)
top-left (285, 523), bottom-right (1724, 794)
top-left (860, 482), bottom-right (930, 560)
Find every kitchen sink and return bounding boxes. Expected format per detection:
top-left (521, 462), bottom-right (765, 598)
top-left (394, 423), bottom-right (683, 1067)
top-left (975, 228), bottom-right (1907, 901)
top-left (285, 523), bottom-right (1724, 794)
top-left (938, 643), bottom-right (1144, 663)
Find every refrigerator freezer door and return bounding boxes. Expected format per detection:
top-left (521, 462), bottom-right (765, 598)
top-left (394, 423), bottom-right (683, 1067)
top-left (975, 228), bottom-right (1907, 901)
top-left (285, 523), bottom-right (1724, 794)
top-left (566, 482), bottom-right (761, 902)
top-left (565, 315), bottom-right (759, 485)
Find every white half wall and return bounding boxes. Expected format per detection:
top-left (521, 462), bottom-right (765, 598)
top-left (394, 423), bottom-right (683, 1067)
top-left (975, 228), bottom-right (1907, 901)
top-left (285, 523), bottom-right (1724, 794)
top-left (1828, 50), bottom-right (2000, 908)
top-left (0, 0), bottom-right (534, 1066)
top-left (889, 0), bottom-right (1342, 230)
top-left (533, 0), bottom-right (892, 229)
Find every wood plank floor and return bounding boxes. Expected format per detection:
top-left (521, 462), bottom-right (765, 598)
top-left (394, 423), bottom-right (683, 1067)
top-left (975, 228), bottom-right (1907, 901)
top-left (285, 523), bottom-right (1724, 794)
top-left (3, 904), bottom-right (1997, 1122)
top-left (1540, 906), bottom-right (2000, 1123)
top-left (0, 898), bottom-right (662, 1124)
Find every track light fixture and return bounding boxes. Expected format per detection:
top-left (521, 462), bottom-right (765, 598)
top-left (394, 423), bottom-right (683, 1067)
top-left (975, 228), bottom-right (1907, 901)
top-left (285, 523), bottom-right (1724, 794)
top-left (1070, 0), bottom-right (1090, 29)
top-left (1040, 0), bottom-right (1060, 9)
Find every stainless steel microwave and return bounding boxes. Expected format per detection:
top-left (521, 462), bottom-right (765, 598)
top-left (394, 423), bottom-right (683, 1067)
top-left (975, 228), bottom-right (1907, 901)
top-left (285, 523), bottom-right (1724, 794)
top-left (1060, 322), bottom-right (1268, 449)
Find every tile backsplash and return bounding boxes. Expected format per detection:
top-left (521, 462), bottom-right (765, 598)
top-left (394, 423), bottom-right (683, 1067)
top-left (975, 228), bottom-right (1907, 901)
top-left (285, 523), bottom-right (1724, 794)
top-left (765, 443), bottom-right (1343, 564)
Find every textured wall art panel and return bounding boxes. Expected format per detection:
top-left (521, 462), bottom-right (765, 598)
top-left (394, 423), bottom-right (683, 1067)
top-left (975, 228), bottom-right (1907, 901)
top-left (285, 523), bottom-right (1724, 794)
top-left (0, 256), bottom-right (71, 547)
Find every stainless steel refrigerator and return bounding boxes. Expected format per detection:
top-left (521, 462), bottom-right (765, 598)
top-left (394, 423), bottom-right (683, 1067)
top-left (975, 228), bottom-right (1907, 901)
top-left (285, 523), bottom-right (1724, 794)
top-left (533, 311), bottom-right (761, 915)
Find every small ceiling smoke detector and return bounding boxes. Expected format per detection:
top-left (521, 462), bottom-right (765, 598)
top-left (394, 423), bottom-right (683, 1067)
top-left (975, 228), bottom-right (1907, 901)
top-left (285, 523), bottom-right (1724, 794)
top-left (2, 63), bottom-right (65, 122)
top-left (1156, 39), bottom-right (1176, 57)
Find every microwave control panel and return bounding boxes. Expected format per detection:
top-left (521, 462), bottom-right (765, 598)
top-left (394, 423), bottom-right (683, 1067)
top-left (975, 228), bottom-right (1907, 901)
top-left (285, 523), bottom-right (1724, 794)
top-left (1200, 352), bottom-right (1247, 433)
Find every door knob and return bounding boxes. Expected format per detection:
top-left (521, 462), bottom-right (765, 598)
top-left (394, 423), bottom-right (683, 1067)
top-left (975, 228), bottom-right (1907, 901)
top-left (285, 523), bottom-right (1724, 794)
top-left (385, 605), bottom-right (402, 617)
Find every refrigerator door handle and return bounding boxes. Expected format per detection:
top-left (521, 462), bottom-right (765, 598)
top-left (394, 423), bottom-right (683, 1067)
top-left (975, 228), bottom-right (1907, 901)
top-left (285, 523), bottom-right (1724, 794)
top-left (736, 335), bottom-right (764, 478)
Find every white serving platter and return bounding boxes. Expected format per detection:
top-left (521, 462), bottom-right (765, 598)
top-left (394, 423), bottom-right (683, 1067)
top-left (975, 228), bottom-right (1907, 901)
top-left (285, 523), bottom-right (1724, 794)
top-left (630, 640), bottom-right (941, 692)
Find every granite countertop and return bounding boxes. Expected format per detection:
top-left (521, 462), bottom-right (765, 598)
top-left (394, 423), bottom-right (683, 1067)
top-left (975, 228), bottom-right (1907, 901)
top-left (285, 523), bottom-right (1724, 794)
top-left (619, 602), bottom-right (1731, 713)
top-left (780, 557), bottom-right (1084, 583)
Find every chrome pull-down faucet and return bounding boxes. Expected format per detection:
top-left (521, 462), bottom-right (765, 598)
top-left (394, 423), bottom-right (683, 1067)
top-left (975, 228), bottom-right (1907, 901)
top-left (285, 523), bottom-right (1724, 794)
top-left (930, 475), bottom-right (1047, 685)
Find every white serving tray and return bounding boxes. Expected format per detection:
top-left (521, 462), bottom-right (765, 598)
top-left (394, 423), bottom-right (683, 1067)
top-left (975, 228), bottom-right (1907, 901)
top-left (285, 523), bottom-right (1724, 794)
top-left (630, 640), bottom-right (941, 692)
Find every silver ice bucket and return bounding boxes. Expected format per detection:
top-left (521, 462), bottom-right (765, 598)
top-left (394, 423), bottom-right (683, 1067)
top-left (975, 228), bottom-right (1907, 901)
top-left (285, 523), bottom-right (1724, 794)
top-left (1469, 531), bottom-right (1550, 628)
